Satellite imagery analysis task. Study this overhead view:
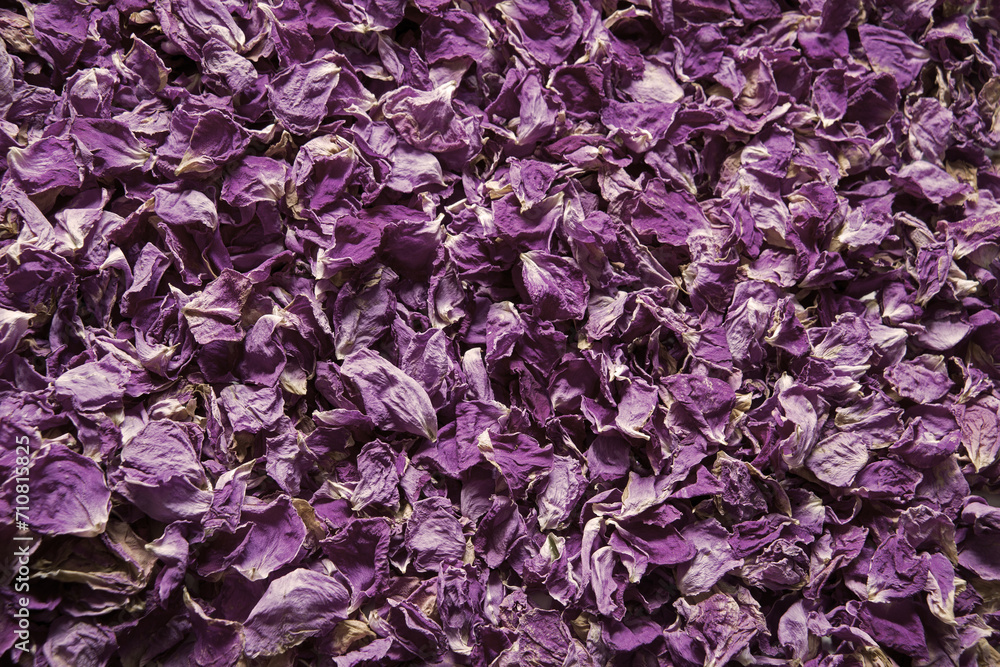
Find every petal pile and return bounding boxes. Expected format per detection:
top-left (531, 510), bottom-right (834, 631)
top-left (1, 0), bottom-right (1000, 665)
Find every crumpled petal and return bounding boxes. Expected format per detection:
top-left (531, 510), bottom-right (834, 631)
top-left (243, 568), bottom-right (351, 657)
top-left (341, 349), bottom-right (438, 440)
